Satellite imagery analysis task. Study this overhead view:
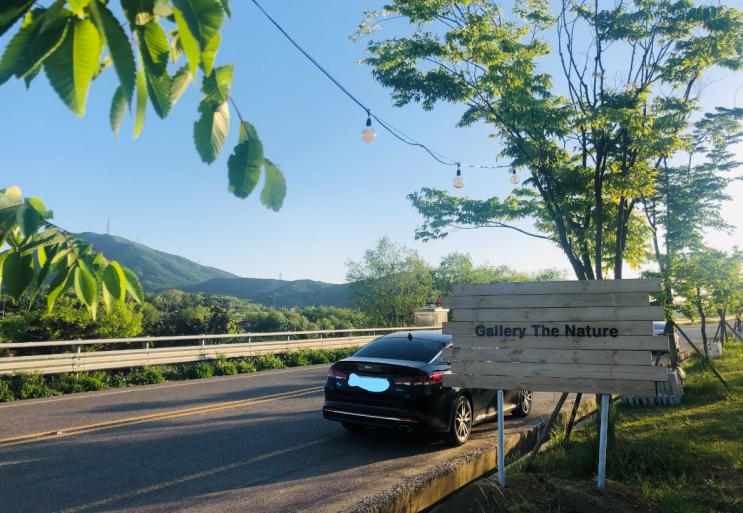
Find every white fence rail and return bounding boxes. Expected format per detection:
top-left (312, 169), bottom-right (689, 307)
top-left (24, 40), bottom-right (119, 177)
top-left (0, 327), bottom-right (437, 375)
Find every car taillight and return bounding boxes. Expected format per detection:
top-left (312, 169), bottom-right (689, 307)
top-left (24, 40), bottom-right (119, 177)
top-left (392, 374), bottom-right (443, 386)
top-left (328, 367), bottom-right (349, 380)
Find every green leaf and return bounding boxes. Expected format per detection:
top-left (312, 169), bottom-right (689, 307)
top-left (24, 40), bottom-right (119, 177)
top-left (137, 21), bottom-right (169, 77)
top-left (43, 20), bottom-right (82, 115)
top-left (171, 0), bottom-right (223, 53)
top-left (91, 55), bottom-right (112, 81)
top-left (110, 85), bottom-right (127, 142)
top-left (16, 15), bottom-right (68, 79)
top-left (0, 192), bottom-right (22, 230)
top-left (25, 197), bottom-right (51, 217)
top-left (74, 261), bottom-right (98, 310)
top-left (169, 64), bottom-right (191, 104)
top-left (46, 267), bottom-right (73, 312)
top-left (0, 253), bottom-right (6, 291)
top-left (16, 204), bottom-right (41, 238)
top-left (219, 0), bottom-right (231, 21)
top-left (154, 0), bottom-right (174, 19)
top-left (227, 139), bottom-right (264, 199)
top-left (2, 251), bottom-right (34, 301)
top-left (121, 0), bottom-right (156, 26)
top-left (261, 159), bottom-right (286, 211)
top-left (172, 6), bottom-right (200, 82)
top-left (0, 0), bottom-right (35, 37)
top-left (199, 31), bottom-right (219, 77)
top-left (68, 0), bottom-right (92, 16)
top-left (23, 63), bottom-right (41, 88)
top-left (238, 120), bottom-right (258, 142)
top-left (133, 70), bottom-right (147, 138)
top-left (122, 266), bottom-right (144, 304)
top-left (201, 63), bottom-right (233, 103)
top-left (169, 30), bottom-right (184, 63)
top-left (0, 9), bottom-right (42, 85)
top-left (193, 98), bottom-right (229, 163)
top-left (144, 66), bottom-right (172, 119)
top-left (102, 261), bottom-right (126, 311)
top-left (72, 19), bottom-right (102, 116)
top-left (89, 1), bottom-right (136, 106)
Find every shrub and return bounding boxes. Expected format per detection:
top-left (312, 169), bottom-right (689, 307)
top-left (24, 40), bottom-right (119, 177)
top-left (215, 362), bottom-right (238, 376)
top-left (188, 362), bottom-right (214, 379)
top-left (10, 372), bottom-right (60, 399)
top-left (0, 378), bottom-right (14, 402)
top-left (161, 365), bottom-right (186, 381)
top-left (281, 349), bottom-right (312, 367)
top-left (235, 360), bottom-right (256, 373)
top-left (249, 353), bottom-right (285, 371)
top-left (50, 373), bottom-right (106, 394)
top-left (128, 367), bottom-right (166, 386)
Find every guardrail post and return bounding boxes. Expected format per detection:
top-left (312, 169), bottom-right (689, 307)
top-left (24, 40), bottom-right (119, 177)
top-left (142, 341), bottom-right (150, 349)
top-left (199, 335), bottom-right (205, 346)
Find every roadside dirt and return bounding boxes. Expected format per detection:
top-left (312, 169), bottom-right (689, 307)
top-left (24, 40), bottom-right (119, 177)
top-left (430, 474), bottom-right (659, 513)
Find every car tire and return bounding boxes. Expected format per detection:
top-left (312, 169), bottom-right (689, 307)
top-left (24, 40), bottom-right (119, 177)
top-left (341, 421), bottom-right (367, 433)
top-left (512, 390), bottom-right (532, 418)
top-left (444, 396), bottom-right (473, 446)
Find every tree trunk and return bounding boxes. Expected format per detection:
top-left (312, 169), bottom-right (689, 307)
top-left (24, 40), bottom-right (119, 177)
top-left (698, 288), bottom-right (708, 358)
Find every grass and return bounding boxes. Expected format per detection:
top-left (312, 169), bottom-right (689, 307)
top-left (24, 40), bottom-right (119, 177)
top-left (0, 347), bottom-right (359, 402)
top-left (512, 337), bottom-right (743, 513)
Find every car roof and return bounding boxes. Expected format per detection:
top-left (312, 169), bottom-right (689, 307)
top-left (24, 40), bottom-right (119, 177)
top-left (377, 331), bottom-right (451, 343)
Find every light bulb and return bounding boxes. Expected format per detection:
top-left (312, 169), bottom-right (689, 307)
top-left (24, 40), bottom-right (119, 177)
top-left (510, 174), bottom-right (520, 184)
top-left (453, 168), bottom-right (464, 188)
top-left (361, 126), bottom-right (376, 143)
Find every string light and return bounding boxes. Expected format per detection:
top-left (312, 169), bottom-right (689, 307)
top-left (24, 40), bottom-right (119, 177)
top-left (250, 0), bottom-right (513, 178)
top-left (361, 114), bottom-right (376, 143)
top-left (453, 165), bottom-right (464, 188)
top-left (510, 170), bottom-right (520, 184)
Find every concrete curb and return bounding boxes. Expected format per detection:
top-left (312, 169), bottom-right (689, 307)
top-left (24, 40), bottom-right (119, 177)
top-left (342, 396), bottom-right (602, 513)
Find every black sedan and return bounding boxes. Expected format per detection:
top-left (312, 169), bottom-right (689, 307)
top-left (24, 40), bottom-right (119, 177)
top-left (322, 331), bottom-right (531, 445)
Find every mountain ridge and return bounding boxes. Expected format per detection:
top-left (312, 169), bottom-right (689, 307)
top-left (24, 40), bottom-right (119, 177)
top-left (80, 232), bottom-right (350, 307)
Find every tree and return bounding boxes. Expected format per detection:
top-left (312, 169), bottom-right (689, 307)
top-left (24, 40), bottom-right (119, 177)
top-left (643, 108), bottom-right (743, 318)
top-left (345, 237), bottom-right (435, 327)
top-left (355, 0), bottom-right (743, 280)
top-left (0, 0), bottom-right (285, 209)
top-left (673, 247), bottom-right (741, 355)
top-left (0, 186), bottom-right (142, 318)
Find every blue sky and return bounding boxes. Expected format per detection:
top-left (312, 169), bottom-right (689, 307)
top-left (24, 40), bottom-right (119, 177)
top-left (2, 1), bottom-right (742, 283)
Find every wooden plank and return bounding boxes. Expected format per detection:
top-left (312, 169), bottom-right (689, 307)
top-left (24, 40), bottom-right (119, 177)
top-left (442, 375), bottom-right (658, 396)
top-left (453, 306), bottom-right (663, 322)
top-left (443, 347), bottom-right (651, 365)
top-left (450, 335), bottom-right (668, 351)
top-left (452, 279), bottom-right (661, 296)
top-left (451, 361), bottom-right (668, 381)
top-left (442, 292), bottom-right (649, 309)
top-left (444, 321), bottom-right (652, 336)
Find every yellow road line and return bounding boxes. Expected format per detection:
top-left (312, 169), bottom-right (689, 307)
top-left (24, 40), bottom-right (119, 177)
top-left (0, 366), bottom-right (324, 409)
top-left (0, 387), bottom-right (324, 448)
top-left (57, 433), bottom-right (345, 513)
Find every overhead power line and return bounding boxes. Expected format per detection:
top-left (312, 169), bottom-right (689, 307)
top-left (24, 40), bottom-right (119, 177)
top-left (250, 0), bottom-right (510, 171)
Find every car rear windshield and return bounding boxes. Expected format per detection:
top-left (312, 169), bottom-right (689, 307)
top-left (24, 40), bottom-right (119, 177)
top-left (352, 337), bottom-right (445, 362)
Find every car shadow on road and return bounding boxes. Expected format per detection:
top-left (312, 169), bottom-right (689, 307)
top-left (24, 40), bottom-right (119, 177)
top-left (1, 404), bottom-right (457, 513)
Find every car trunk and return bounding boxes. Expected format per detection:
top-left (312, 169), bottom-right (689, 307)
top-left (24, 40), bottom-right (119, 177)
top-left (332, 358), bottom-right (429, 405)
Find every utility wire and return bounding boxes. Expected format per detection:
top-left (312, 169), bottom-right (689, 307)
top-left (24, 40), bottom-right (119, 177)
top-left (250, 0), bottom-right (511, 170)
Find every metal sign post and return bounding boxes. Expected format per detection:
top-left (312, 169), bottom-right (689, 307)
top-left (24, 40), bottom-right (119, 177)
top-left (497, 389), bottom-right (505, 487)
top-left (597, 394), bottom-right (609, 490)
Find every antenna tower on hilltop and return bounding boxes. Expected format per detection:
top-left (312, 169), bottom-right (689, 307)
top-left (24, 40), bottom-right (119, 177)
top-left (106, 219), bottom-right (110, 236)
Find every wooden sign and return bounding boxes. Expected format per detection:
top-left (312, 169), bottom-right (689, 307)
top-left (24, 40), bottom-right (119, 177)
top-left (441, 279), bottom-right (666, 396)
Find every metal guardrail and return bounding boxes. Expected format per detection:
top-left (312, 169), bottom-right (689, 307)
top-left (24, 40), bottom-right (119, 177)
top-left (0, 326), bottom-right (439, 375)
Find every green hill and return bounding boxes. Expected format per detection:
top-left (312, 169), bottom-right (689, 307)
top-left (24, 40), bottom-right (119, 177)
top-left (180, 278), bottom-right (350, 308)
top-left (79, 233), bottom-right (350, 307)
top-left (80, 232), bottom-right (238, 292)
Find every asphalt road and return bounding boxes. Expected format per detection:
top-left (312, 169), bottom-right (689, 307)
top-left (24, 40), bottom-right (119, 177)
top-left (0, 326), bottom-right (711, 513)
top-left (0, 365), bottom-right (576, 513)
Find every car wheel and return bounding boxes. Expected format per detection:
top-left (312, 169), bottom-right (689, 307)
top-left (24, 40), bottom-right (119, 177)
top-left (341, 421), bottom-right (367, 433)
top-left (512, 390), bottom-right (532, 418)
top-left (445, 396), bottom-right (472, 446)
